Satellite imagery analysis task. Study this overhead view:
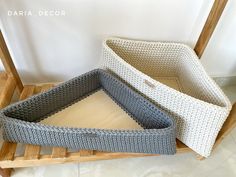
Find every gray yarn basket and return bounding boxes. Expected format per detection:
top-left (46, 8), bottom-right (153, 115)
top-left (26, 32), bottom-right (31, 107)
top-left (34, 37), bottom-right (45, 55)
top-left (0, 69), bottom-right (176, 155)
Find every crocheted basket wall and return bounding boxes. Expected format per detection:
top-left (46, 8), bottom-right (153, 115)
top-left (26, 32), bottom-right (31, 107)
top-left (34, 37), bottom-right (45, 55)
top-left (0, 69), bottom-right (176, 155)
top-left (102, 37), bottom-right (232, 157)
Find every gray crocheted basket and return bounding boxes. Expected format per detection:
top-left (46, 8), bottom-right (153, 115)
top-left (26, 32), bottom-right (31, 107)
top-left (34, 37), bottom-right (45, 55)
top-left (0, 69), bottom-right (176, 154)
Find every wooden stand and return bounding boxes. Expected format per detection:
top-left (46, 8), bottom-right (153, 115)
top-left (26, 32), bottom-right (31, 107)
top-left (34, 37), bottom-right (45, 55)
top-left (0, 1), bottom-right (235, 176)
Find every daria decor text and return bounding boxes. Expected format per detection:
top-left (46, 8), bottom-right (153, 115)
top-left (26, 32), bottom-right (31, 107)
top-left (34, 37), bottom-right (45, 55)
top-left (8, 10), bottom-right (66, 17)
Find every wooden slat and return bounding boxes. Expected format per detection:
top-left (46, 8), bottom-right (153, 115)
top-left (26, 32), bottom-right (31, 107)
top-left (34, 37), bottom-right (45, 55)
top-left (79, 151), bottom-right (159, 163)
top-left (51, 147), bottom-right (67, 158)
top-left (194, 0), bottom-right (228, 57)
top-left (19, 85), bottom-right (42, 160)
top-left (22, 85), bottom-right (55, 160)
top-left (38, 84), bottom-right (69, 159)
top-left (34, 84), bottom-right (54, 94)
top-left (34, 85), bottom-right (42, 94)
top-left (19, 85), bottom-right (35, 100)
top-left (0, 72), bottom-right (8, 81)
top-left (41, 84), bottom-right (68, 159)
top-left (0, 151), bottom-right (158, 168)
top-left (214, 103), bottom-right (236, 148)
top-left (0, 153), bottom-right (80, 168)
top-left (0, 30), bottom-right (23, 92)
top-left (0, 72), bottom-right (9, 95)
top-left (0, 142), bottom-right (17, 161)
top-left (80, 150), bottom-right (94, 156)
top-left (0, 76), bottom-right (16, 108)
top-left (40, 84), bottom-right (54, 92)
top-left (176, 140), bottom-right (191, 153)
top-left (24, 145), bottom-right (41, 160)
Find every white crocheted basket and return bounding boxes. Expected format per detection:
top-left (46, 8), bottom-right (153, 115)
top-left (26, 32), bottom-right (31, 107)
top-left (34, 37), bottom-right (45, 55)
top-left (101, 37), bottom-right (232, 157)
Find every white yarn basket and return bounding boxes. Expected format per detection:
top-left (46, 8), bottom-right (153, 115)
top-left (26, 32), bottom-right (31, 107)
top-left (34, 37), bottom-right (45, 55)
top-left (101, 37), bottom-right (232, 157)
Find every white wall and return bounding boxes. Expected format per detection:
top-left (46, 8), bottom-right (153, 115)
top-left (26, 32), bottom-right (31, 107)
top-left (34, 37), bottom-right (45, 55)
top-left (0, 0), bottom-right (235, 84)
top-left (201, 0), bottom-right (236, 77)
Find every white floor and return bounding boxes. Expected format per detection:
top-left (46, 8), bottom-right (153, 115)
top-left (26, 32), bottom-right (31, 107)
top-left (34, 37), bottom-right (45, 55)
top-left (3, 86), bottom-right (236, 177)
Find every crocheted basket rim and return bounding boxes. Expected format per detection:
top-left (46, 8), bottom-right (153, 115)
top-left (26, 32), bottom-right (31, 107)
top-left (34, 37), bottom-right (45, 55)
top-left (0, 115), bottom-right (173, 134)
top-left (1, 69), bottom-right (174, 132)
top-left (103, 37), bottom-right (231, 110)
top-left (0, 69), bottom-right (176, 155)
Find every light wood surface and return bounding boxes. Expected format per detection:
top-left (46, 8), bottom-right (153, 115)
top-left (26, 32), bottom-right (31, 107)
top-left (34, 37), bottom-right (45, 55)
top-left (19, 85), bottom-right (35, 100)
top-left (0, 142), bottom-right (17, 161)
top-left (41, 90), bottom-right (142, 130)
top-left (0, 30), bottom-right (24, 176)
top-left (24, 145), bottom-right (41, 160)
top-left (194, 0), bottom-right (228, 57)
top-left (0, 30), bottom-right (23, 92)
top-left (80, 150), bottom-right (94, 157)
top-left (40, 84), bottom-right (54, 92)
top-left (51, 147), bottom-right (67, 159)
top-left (0, 76), bottom-right (16, 108)
top-left (0, 72), bottom-right (8, 93)
top-left (0, 151), bottom-right (158, 168)
top-left (214, 103), bottom-right (236, 147)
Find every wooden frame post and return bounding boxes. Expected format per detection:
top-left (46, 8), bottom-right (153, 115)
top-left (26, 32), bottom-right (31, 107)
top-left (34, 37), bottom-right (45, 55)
top-left (194, 0), bottom-right (228, 58)
top-left (0, 30), bottom-right (23, 93)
